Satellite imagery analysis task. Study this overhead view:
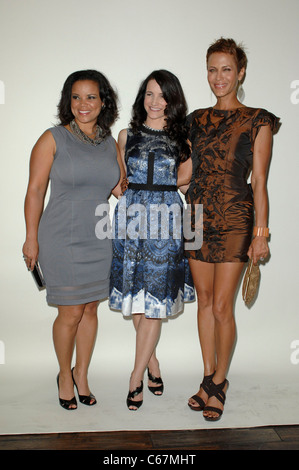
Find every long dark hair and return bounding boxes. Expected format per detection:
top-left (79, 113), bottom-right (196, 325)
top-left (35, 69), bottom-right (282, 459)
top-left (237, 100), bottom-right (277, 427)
top-left (130, 70), bottom-right (190, 162)
top-left (57, 69), bottom-right (119, 137)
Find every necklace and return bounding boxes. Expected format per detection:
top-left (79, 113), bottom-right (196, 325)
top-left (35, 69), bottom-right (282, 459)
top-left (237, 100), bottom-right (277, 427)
top-left (142, 123), bottom-right (165, 132)
top-left (69, 119), bottom-right (104, 146)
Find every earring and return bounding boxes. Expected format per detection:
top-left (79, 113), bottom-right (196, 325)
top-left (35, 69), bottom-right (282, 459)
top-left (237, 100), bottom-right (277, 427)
top-left (237, 83), bottom-right (245, 102)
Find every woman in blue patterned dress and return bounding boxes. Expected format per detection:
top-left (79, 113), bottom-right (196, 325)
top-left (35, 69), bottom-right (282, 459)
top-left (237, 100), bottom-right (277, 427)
top-left (109, 70), bottom-right (194, 410)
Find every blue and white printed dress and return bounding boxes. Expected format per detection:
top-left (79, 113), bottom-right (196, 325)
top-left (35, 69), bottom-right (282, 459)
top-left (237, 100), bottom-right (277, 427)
top-left (109, 125), bottom-right (194, 319)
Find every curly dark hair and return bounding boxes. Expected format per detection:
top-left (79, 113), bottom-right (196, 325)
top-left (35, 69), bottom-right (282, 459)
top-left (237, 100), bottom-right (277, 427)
top-left (57, 69), bottom-right (119, 137)
top-left (206, 38), bottom-right (248, 78)
top-left (130, 70), bottom-right (190, 163)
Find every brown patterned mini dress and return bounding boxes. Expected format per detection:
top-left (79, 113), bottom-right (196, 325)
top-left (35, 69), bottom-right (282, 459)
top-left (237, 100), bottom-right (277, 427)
top-left (185, 107), bottom-right (278, 263)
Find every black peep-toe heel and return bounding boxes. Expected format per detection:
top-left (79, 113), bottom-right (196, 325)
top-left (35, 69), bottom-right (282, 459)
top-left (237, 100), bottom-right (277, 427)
top-left (56, 374), bottom-right (77, 410)
top-left (188, 372), bottom-right (215, 411)
top-left (71, 368), bottom-right (97, 406)
top-left (126, 381), bottom-right (143, 410)
top-left (147, 368), bottom-right (164, 396)
top-left (203, 378), bottom-right (229, 421)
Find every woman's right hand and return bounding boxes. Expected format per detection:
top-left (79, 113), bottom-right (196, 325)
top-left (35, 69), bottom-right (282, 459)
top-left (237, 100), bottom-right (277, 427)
top-left (121, 177), bottom-right (129, 194)
top-left (22, 130), bottom-right (56, 272)
top-left (22, 239), bottom-right (39, 271)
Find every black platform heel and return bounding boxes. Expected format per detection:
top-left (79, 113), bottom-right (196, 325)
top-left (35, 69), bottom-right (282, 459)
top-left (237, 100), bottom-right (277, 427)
top-left (203, 378), bottom-right (229, 421)
top-left (126, 381), bottom-right (143, 410)
top-left (56, 374), bottom-right (77, 410)
top-left (147, 368), bottom-right (164, 396)
top-left (71, 368), bottom-right (97, 406)
top-left (188, 372), bottom-right (215, 411)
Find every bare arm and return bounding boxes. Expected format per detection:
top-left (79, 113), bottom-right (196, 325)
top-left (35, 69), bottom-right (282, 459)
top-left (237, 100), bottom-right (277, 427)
top-left (247, 125), bottom-right (273, 264)
top-left (22, 130), bottom-right (55, 270)
top-left (111, 135), bottom-right (127, 198)
top-left (177, 156), bottom-right (192, 194)
top-left (111, 129), bottom-right (128, 197)
top-left (177, 139), bottom-right (192, 193)
top-left (117, 128), bottom-right (127, 163)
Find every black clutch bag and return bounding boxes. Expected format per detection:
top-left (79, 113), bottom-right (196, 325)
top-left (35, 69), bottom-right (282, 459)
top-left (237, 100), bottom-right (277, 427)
top-left (31, 262), bottom-right (46, 290)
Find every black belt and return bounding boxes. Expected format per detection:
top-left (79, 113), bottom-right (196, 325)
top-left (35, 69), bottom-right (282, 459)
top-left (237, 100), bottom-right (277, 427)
top-left (128, 182), bottom-right (177, 191)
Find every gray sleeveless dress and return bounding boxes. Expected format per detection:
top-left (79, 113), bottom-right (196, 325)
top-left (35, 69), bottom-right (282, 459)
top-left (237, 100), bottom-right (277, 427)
top-left (38, 126), bottom-right (120, 306)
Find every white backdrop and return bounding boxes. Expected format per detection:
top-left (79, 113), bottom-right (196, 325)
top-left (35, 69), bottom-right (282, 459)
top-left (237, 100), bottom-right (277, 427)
top-left (0, 0), bottom-right (298, 433)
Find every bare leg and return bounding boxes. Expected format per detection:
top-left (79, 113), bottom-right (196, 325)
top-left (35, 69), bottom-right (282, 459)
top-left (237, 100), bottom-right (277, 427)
top-left (72, 300), bottom-right (99, 404)
top-left (188, 259), bottom-right (216, 409)
top-left (203, 262), bottom-right (244, 419)
top-left (53, 304), bottom-right (85, 409)
top-left (128, 315), bottom-right (162, 409)
top-left (132, 314), bottom-right (162, 391)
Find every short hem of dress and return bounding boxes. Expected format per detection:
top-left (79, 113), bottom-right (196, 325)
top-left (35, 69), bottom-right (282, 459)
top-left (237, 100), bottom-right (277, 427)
top-left (185, 253), bottom-right (248, 263)
top-left (108, 301), bottom-right (194, 319)
top-left (109, 307), bottom-right (184, 320)
top-left (109, 285), bottom-right (194, 319)
top-left (46, 293), bottom-right (108, 307)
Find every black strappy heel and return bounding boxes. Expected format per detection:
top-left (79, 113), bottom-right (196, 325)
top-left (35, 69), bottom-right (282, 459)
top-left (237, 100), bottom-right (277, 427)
top-left (188, 372), bottom-right (215, 411)
top-left (203, 379), bottom-right (229, 421)
top-left (126, 381), bottom-right (143, 410)
top-left (147, 368), bottom-right (164, 396)
top-left (71, 368), bottom-right (97, 406)
top-left (56, 374), bottom-right (77, 410)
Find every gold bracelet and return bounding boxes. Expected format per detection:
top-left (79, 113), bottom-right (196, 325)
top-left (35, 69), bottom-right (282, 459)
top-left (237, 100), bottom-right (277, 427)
top-left (253, 226), bottom-right (269, 237)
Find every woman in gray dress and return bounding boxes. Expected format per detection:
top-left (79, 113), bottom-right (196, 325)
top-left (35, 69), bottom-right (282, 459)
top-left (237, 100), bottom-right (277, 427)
top-left (22, 70), bottom-right (125, 410)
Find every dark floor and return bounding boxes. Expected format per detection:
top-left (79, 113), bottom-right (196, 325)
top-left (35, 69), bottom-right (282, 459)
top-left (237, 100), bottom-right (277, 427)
top-left (0, 425), bottom-right (298, 452)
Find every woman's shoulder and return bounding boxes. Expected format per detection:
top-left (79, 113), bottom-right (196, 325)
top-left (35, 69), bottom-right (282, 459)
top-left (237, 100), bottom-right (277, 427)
top-left (46, 124), bottom-right (65, 134)
top-left (239, 106), bottom-right (276, 119)
top-left (187, 108), bottom-right (210, 119)
top-left (118, 128), bottom-right (128, 140)
top-left (240, 107), bottom-right (280, 132)
top-left (186, 108), bottom-right (211, 130)
top-left (117, 128), bottom-right (128, 144)
top-left (44, 125), bottom-right (69, 143)
top-left (188, 108), bottom-right (212, 123)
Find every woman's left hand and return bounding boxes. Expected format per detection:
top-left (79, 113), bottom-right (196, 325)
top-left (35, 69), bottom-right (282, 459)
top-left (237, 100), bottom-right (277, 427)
top-left (247, 236), bottom-right (269, 265)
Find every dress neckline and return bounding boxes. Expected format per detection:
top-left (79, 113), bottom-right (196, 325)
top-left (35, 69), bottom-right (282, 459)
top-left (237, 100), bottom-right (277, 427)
top-left (141, 123), bottom-right (166, 135)
top-left (211, 106), bottom-right (247, 115)
top-left (63, 122), bottom-right (105, 146)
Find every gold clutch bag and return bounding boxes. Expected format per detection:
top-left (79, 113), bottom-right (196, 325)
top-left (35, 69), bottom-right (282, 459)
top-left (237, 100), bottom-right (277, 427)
top-left (242, 259), bottom-right (260, 306)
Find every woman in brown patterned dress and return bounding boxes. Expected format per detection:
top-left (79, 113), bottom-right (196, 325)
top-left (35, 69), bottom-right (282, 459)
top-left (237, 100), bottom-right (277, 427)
top-left (183, 38), bottom-right (279, 421)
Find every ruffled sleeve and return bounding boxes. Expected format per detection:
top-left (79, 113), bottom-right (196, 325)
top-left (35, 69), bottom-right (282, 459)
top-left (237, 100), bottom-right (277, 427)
top-left (251, 108), bottom-right (280, 142)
